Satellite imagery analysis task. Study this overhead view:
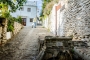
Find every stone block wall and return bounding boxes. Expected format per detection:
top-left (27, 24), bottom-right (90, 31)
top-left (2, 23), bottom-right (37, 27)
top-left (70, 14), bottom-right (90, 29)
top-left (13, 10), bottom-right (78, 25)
top-left (0, 26), bottom-right (2, 43)
top-left (0, 18), bottom-right (7, 45)
top-left (13, 22), bottom-right (23, 35)
top-left (43, 0), bottom-right (90, 41)
top-left (0, 19), bottom-right (23, 45)
top-left (61, 0), bottom-right (90, 40)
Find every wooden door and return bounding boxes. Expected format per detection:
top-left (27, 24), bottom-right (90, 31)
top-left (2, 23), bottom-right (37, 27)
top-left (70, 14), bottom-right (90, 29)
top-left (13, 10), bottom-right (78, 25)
top-left (22, 18), bottom-right (26, 26)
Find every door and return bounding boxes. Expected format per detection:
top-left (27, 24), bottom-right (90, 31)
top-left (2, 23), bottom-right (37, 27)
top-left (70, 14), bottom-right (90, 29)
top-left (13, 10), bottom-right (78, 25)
top-left (22, 18), bottom-right (26, 26)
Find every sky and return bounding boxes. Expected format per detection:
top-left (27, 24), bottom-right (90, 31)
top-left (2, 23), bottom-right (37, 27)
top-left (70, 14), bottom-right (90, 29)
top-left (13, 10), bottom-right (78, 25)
top-left (27, 0), bottom-right (42, 9)
top-left (27, 0), bottom-right (42, 16)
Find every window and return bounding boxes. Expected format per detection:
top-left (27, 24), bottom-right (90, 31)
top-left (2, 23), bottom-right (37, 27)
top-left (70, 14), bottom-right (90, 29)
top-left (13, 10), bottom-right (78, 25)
top-left (21, 7), bottom-right (24, 11)
top-left (30, 18), bottom-right (33, 22)
top-left (27, 8), bottom-right (31, 12)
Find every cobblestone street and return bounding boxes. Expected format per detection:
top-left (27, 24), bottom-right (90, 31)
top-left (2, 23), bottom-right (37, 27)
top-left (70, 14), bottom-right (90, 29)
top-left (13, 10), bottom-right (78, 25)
top-left (0, 26), bottom-right (53, 60)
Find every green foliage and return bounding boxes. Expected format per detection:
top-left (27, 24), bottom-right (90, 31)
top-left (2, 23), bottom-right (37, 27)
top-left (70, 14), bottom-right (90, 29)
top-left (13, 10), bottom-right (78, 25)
top-left (7, 15), bottom-right (22, 32)
top-left (43, 1), bottom-right (54, 15)
top-left (39, 17), bottom-right (43, 21)
top-left (41, 0), bottom-right (59, 19)
top-left (2, 11), bottom-right (10, 18)
top-left (0, 3), bottom-right (10, 18)
top-left (7, 24), bottom-right (14, 32)
top-left (0, 0), bottom-right (25, 32)
top-left (0, 0), bottom-right (26, 12)
top-left (7, 16), bottom-right (14, 32)
top-left (16, 16), bottom-right (22, 23)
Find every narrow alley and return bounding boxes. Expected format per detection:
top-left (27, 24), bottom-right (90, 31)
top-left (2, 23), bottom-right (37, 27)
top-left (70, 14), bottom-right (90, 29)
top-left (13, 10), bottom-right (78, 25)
top-left (0, 0), bottom-right (90, 60)
top-left (0, 26), bottom-right (53, 60)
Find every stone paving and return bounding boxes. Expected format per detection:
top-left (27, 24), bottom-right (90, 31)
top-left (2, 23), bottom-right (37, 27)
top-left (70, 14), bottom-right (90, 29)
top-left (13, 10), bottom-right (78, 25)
top-left (0, 26), bottom-right (53, 60)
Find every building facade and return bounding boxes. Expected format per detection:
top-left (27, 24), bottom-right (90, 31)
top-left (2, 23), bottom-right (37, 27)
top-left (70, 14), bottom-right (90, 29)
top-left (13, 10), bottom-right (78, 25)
top-left (11, 1), bottom-right (37, 26)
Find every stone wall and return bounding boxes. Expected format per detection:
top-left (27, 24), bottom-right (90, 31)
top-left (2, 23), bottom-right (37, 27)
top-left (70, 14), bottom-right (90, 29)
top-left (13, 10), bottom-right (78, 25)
top-left (0, 19), bottom-right (23, 45)
top-left (43, 0), bottom-right (90, 41)
top-left (49, 4), bottom-right (57, 35)
top-left (0, 25), bottom-right (2, 43)
top-left (13, 22), bottom-right (23, 35)
top-left (0, 18), bottom-right (7, 45)
top-left (60, 0), bottom-right (90, 40)
top-left (6, 22), bottom-right (23, 40)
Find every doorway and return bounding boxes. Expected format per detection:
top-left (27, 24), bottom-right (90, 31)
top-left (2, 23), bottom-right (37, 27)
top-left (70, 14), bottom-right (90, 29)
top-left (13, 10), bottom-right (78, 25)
top-left (22, 18), bottom-right (26, 26)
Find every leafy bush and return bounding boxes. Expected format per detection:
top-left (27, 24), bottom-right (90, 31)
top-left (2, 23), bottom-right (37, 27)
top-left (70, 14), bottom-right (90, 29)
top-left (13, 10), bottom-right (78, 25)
top-left (16, 16), bottom-right (22, 23)
top-left (43, 1), bottom-right (54, 15)
top-left (2, 11), bottom-right (10, 18)
top-left (7, 16), bottom-right (14, 32)
top-left (7, 15), bottom-right (22, 32)
top-left (41, 0), bottom-right (60, 19)
top-left (7, 24), bottom-right (14, 32)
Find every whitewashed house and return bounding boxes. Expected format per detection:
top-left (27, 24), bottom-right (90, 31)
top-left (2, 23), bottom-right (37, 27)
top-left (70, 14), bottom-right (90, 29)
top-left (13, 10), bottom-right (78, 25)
top-left (11, 1), bottom-right (37, 26)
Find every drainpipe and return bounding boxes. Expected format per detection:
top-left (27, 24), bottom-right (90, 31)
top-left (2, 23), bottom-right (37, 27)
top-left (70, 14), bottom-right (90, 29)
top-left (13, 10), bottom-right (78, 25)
top-left (36, 1), bottom-right (37, 26)
top-left (55, 6), bottom-right (57, 36)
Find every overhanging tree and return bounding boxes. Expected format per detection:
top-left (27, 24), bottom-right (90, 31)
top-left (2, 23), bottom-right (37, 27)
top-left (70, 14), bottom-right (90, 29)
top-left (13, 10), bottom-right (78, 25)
top-left (0, 0), bottom-right (26, 32)
top-left (40, 0), bottom-right (59, 18)
top-left (0, 0), bottom-right (26, 12)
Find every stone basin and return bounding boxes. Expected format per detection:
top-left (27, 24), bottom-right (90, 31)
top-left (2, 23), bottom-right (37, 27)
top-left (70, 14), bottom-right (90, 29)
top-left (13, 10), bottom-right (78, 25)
top-left (36, 36), bottom-right (83, 60)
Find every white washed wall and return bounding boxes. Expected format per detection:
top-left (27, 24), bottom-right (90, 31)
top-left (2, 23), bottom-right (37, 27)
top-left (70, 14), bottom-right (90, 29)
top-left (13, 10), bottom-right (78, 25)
top-left (57, 8), bottom-right (60, 36)
top-left (43, 4), bottom-right (57, 35)
top-left (6, 32), bottom-right (11, 40)
top-left (43, 17), bottom-right (48, 29)
top-left (59, 10), bottom-right (65, 36)
top-left (49, 4), bottom-right (57, 35)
